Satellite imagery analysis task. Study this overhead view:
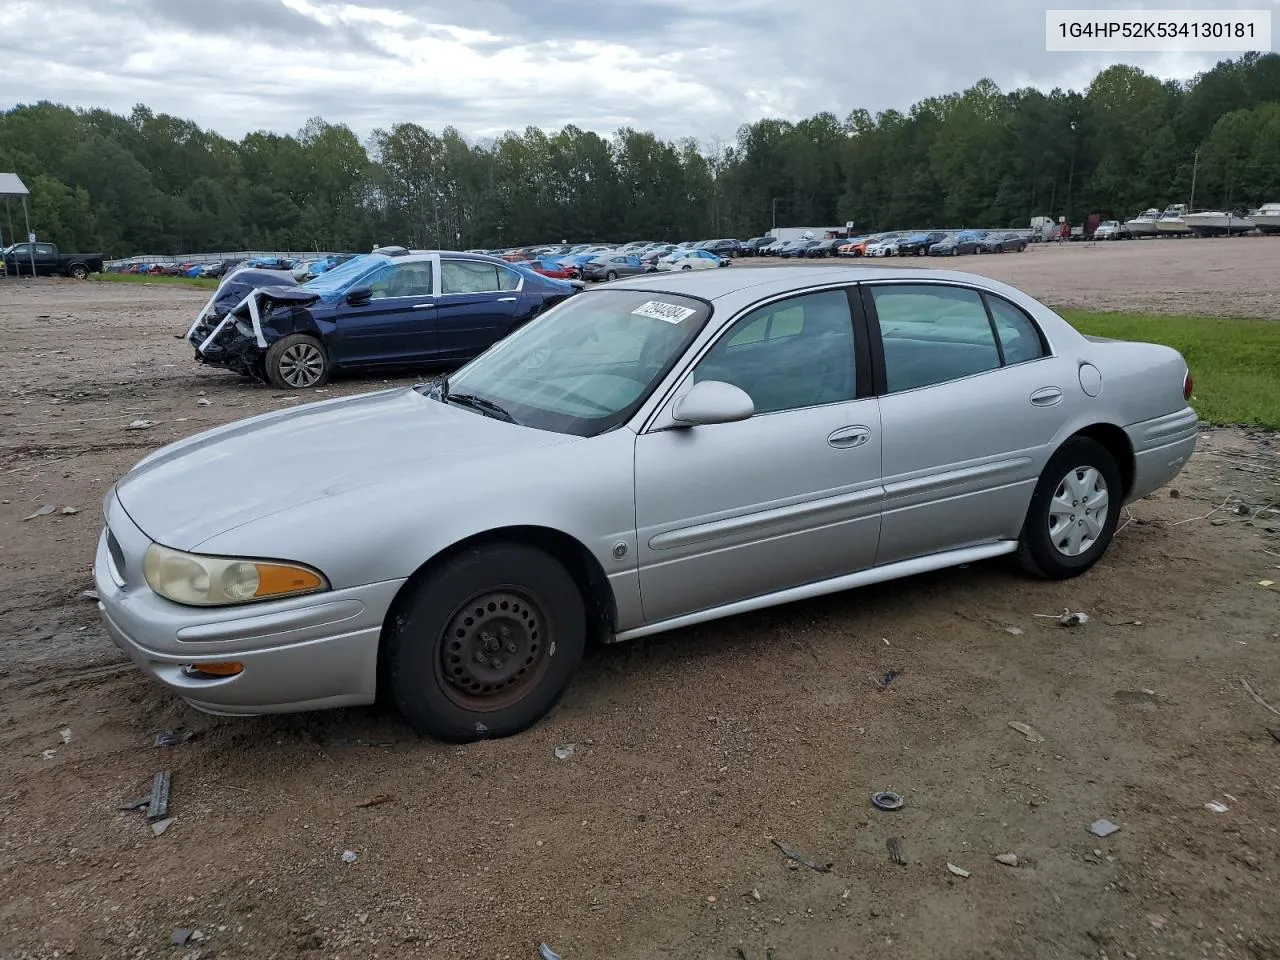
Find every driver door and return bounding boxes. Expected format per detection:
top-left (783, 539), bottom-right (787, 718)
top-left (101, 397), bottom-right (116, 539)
top-left (331, 259), bottom-right (439, 367)
top-left (633, 288), bottom-right (884, 624)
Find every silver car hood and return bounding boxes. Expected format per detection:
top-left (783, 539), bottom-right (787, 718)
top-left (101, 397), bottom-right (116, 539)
top-left (114, 388), bottom-right (574, 550)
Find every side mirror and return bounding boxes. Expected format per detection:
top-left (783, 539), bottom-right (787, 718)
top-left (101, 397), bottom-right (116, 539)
top-left (671, 380), bottom-right (754, 427)
top-left (346, 285), bottom-right (372, 305)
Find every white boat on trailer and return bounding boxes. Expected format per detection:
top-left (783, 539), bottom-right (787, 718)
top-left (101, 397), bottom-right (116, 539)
top-left (1249, 202), bottom-right (1280, 235)
top-left (1124, 208), bottom-right (1160, 236)
top-left (1183, 211), bottom-right (1256, 236)
top-left (1154, 204), bottom-right (1190, 236)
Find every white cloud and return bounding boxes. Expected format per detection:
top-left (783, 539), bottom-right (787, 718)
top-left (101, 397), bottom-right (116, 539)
top-left (0, 0), bottom-right (1262, 145)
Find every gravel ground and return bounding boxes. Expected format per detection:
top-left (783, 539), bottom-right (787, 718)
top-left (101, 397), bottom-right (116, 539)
top-left (1, 244), bottom-right (1279, 960)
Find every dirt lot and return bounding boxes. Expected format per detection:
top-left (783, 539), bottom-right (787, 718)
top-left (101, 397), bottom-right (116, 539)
top-left (2, 240), bottom-right (1279, 960)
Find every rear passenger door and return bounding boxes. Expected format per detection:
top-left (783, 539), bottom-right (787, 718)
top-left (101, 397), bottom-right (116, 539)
top-left (435, 259), bottom-right (525, 360)
top-left (863, 282), bottom-right (1072, 565)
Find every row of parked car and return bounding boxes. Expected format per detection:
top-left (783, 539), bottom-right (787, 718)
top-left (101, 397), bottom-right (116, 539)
top-left (475, 228), bottom-right (1031, 282)
top-left (752, 230), bottom-right (1030, 258)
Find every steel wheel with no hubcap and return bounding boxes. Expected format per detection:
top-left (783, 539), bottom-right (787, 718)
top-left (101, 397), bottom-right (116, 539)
top-left (1048, 466), bottom-right (1109, 557)
top-left (436, 589), bottom-right (552, 711)
top-left (279, 342), bottom-right (325, 387)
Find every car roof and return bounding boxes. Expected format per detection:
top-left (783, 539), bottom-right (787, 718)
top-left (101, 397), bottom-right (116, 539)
top-left (608, 265), bottom-right (1032, 306)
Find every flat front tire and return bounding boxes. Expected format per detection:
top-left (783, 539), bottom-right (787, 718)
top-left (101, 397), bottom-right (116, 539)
top-left (1017, 437), bottom-right (1123, 579)
top-left (386, 542), bottom-right (586, 741)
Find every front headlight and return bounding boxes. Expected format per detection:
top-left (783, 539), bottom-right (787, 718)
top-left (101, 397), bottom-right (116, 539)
top-left (143, 543), bottom-right (328, 607)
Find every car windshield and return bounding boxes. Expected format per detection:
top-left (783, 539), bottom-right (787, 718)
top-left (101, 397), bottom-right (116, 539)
top-left (301, 254), bottom-right (385, 300)
top-left (437, 289), bottom-right (711, 437)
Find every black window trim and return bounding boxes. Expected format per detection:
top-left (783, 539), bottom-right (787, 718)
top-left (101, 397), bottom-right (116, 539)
top-left (859, 279), bottom-right (1053, 397)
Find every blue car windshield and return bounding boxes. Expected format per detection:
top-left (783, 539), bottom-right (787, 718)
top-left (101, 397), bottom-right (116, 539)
top-left (301, 254), bottom-right (385, 300)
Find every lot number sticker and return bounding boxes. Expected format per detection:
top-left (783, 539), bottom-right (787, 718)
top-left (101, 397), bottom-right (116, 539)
top-left (633, 300), bottom-right (696, 324)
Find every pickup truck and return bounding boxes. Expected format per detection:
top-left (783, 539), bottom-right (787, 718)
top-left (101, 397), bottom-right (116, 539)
top-left (2, 242), bottom-right (104, 279)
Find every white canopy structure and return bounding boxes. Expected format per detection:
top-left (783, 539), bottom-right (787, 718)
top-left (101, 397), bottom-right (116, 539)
top-left (0, 173), bottom-right (34, 277)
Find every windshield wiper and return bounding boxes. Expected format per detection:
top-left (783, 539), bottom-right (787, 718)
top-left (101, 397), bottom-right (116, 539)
top-left (445, 392), bottom-right (518, 424)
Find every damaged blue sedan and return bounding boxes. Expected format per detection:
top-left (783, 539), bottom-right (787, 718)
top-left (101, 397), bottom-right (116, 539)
top-left (186, 249), bottom-right (581, 389)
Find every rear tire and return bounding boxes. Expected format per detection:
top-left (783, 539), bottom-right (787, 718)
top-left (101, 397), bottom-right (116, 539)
top-left (68, 263), bottom-right (89, 280)
top-left (606, 270), bottom-right (617, 281)
top-left (386, 542), bottom-right (586, 741)
top-left (1017, 437), bottom-right (1123, 579)
top-left (264, 333), bottom-right (330, 390)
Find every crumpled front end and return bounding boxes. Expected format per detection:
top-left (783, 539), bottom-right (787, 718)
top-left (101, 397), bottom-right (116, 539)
top-left (187, 268), bottom-right (319, 381)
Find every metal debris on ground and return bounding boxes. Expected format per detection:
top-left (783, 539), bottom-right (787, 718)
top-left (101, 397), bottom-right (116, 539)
top-left (22, 505), bottom-right (57, 521)
top-left (538, 943), bottom-right (563, 960)
top-left (871, 791), bottom-right (905, 812)
top-left (356, 794), bottom-right (392, 809)
top-left (81, 589), bottom-right (99, 601)
top-left (1034, 607), bottom-right (1089, 626)
top-left (1204, 800), bottom-right (1229, 813)
top-left (126, 419), bottom-right (157, 429)
top-left (994, 853), bottom-right (1019, 866)
top-left (1088, 819), bottom-right (1121, 838)
top-left (146, 771), bottom-right (172, 822)
top-left (946, 862), bottom-right (971, 878)
top-left (40, 748), bottom-right (56, 760)
top-left (1008, 721), bottom-right (1046, 743)
top-left (886, 836), bottom-right (907, 865)
top-left (553, 743), bottom-right (576, 760)
top-left (770, 838), bottom-right (832, 872)
top-left (341, 850), bottom-right (358, 863)
top-left (171, 929), bottom-right (192, 946)
top-left (154, 729), bottom-right (196, 748)
top-left (1240, 677), bottom-right (1280, 717)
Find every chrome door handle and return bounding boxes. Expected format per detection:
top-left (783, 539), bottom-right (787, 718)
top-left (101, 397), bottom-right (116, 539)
top-left (497, 296), bottom-right (518, 302)
top-left (828, 425), bottom-right (872, 448)
top-left (413, 302), bottom-right (435, 309)
top-left (1030, 386), bottom-right (1063, 406)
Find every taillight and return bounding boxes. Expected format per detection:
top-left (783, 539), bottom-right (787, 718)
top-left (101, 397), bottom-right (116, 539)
top-left (1183, 370), bottom-right (1194, 401)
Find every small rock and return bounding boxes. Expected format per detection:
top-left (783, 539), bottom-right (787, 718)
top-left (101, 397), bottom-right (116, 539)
top-left (190, 930), bottom-right (205, 942)
top-left (197, 398), bottom-right (212, 406)
top-left (946, 862), bottom-right (970, 878)
top-left (126, 419), bottom-right (157, 429)
top-left (59, 727), bottom-right (72, 744)
top-left (554, 743), bottom-right (576, 760)
top-left (1005, 626), bottom-right (1024, 636)
top-left (341, 850), bottom-right (358, 863)
top-left (81, 589), bottom-right (99, 601)
top-left (170, 929), bottom-right (192, 946)
top-left (1009, 721), bottom-right (1046, 743)
top-left (706, 895), bottom-right (717, 904)
top-left (994, 853), bottom-right (1019, 866)
top-left (151, 818), bottom-right (173, 837)
top-left (60, 506), bottom-right (79, 515)
top-left (1148, 913), bottom-right (1167, 929)
top-left (1089, 819), bottom-right (1121, 837)
top-left (40, 748), bottom-right (56, 760)
top-left (1204, 800), bottom-right (1229, 813)
top-left (23, 504), bottom-right (57, 521)
top-left (751, 888), bottom-right (762, 902)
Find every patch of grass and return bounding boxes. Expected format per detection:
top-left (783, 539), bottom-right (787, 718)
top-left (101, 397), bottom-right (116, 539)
top-left (92, 272), bottom-right (219, 290)
top-left (1059, 309), bottom-right (1280, 429)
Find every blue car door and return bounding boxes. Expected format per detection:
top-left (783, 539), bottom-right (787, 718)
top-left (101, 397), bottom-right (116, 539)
top-left (434, 259), bottom-right (525, 361)
top-left (331, 260), bottom-right (438, 367)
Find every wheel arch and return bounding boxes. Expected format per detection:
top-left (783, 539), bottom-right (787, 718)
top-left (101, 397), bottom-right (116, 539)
top-left (1065, 422), bottom-right (1135, 499)
top-left (375, 524), bottom-right (617, 699)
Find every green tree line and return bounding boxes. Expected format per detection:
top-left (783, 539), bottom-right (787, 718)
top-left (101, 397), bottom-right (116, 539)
top-left (2, 54), bottom-right (1278, 257)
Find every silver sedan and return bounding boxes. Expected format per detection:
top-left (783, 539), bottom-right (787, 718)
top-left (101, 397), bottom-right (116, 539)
top-left (96, 267), bottom-right (1197, 741)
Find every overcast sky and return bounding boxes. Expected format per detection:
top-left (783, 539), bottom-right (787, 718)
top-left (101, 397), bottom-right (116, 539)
top-left (2, 0), bottom-right (1271, 145)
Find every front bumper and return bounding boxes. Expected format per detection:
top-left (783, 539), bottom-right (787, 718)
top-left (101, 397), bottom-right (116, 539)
top-left (94, 490), bottom-right (405, 716)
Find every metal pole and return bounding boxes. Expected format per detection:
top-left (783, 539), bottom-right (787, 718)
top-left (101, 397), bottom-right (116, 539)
top-left (771, 197), bottom-right (777, 231)
top-left (24, 197), bottom-right (34, 278)
top-left (1189, 150), bottom-right (1198, 211)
